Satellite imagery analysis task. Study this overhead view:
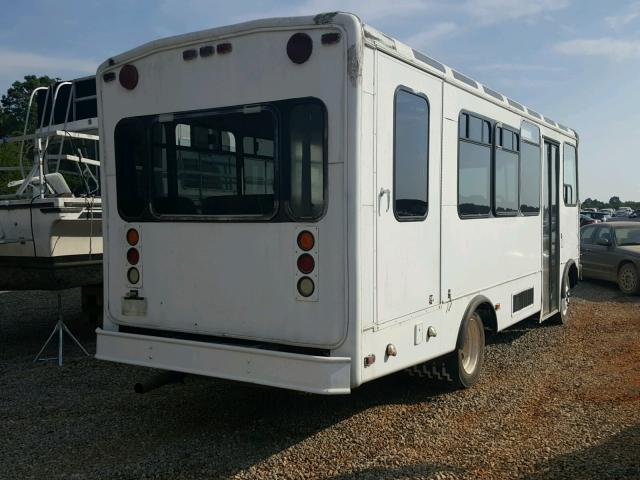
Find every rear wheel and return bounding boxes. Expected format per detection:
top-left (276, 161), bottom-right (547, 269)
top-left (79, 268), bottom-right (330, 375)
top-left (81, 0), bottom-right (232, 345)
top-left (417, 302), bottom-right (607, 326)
top-left (447, 311), bottom-right (485, 388)
top-left (618, 263), bottom-right (639, 295)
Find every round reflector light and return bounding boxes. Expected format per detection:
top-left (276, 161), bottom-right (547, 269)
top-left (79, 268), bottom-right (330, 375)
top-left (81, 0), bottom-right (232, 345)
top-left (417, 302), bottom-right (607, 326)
top-left (127, 267), bottom-right (140, 284)
top-left (297, 253), bottom-right (315, 274)
top-left (126, 228), bottom-right (139, 246)
top-left (287, 33), bottom-right (313, 64)
top-left (297, 277), bottom-right (315, 297)
top-left (119, 64), bottom-right (139, 90)
top-left (127, 247), bottom-right (140, 265)
top-left (297, 230), bottom-right (315, 251)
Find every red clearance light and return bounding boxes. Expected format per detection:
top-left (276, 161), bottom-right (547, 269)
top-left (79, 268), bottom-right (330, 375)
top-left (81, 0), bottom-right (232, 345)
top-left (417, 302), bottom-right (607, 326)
top-left (297, 254), bottom-right (315, 274)
top-left (103, 71), bottom-right (116, 82)
top-left (287, 33), bottom-right (313, 64)
top-left (126, 228), bottom-right (139, 246)
top-left (217, 43), bottom-right (232, 54)
top-left (321, 33), bottom-right (341, 45)
top-left (199, 45), bottom-right (214, 57)
top-left (127, 247), bottom-right (140, 265)
top-left (297, 231), bottom-right (315, 251)
top-left (183, 49), bottom-right (198, 60)
top-left (119, 64), bottom-right (139, 90)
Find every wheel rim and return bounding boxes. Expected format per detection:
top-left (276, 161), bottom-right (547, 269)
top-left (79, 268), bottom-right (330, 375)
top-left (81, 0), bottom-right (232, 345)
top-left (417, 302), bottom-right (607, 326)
top-left (561, 281), bottom-right (570, 316)
top-left (460, 316), bottom-right (482, 374)
top-left (619, 266), bottom-right (638, 292)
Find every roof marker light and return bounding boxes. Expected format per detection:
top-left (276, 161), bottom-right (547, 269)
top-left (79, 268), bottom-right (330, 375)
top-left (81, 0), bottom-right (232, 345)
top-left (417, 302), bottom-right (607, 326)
top-left (119, 64), bottom-right (139, 90)
top-left (287, 33), bottom-right (313, 64)
top-left (217, 43), bottom-right (232, 54)
top-left (321, 33), bottom-right (341, 45)
top-left (199, 45), bottom-right (214, 57)
top-left (183, 49), bottom-right (198, 61)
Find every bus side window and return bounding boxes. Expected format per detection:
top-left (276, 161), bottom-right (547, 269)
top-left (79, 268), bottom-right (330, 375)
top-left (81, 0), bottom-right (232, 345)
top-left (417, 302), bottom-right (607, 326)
top-left (563, 143), bottom-right (578, 206)
top-left (289, 103), bottom-right (325, 219)
top-left (520, 121), bottom-right (541, 215)
top-left (393, 89), bottom-right (429, 220)
top-left (458, 112), bottom-right (492, 217)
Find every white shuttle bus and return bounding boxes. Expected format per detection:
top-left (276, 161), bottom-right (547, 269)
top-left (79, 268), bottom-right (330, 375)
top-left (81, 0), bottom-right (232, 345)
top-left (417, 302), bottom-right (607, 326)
top-left (96, 13), bottom-right (580, 394)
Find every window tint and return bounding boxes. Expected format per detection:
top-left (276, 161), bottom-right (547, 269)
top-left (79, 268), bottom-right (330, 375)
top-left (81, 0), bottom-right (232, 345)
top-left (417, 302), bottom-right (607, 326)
top-left (289, 103), bottom-right (325, 219)
top-left (494, 126), bottom-right (519, 215)
top-left (595, 226), bottom-right (613, 244)
top-left (520, 142), bottom-right (541, 214)
top-left (459, 113), bottom-right (491, 216)
top-left (581, 225), bottom-right (597, 244)
top-left (615, 226), bottom-right (640, 246)
top-left (520, 121), bottom-right (541, 215)
top-left (114, 118), bottom-right (147, 218)
top-left (563, 143), bottom-right (578, 206)
top-left (114, 98), bottom-right (326, 221)
top-left (148, 109), bottom-right (275, 216)
top-left (394, 89), bottom-right (429, 219)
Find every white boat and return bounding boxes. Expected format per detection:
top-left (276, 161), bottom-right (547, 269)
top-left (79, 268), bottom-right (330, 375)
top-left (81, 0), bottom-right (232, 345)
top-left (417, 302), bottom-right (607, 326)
top-left (0, 76), bottom-right (102, 291)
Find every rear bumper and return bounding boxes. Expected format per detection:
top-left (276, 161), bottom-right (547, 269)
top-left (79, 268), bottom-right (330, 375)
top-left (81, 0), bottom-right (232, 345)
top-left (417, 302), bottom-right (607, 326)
top-left (95, 328), bottom-right (351, 394)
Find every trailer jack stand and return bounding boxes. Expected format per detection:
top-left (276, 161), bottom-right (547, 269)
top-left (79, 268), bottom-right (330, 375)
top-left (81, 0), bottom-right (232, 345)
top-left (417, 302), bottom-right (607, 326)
top-left (34, 293), bottom-right (90, 366)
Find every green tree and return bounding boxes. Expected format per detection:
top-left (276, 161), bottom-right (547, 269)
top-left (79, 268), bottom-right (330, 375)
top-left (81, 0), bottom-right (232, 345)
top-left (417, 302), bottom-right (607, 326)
top-left (0, 75), bottom-right (57, 136)
top-left (609, 196), bottom-right (622, 209)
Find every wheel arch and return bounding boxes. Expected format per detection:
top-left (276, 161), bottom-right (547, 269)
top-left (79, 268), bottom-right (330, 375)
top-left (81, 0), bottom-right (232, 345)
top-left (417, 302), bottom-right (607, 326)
top-left (564, 259), bottom-right (580, 288)
top-left (460, 295), bottom-right (497, 341)
top-left (617, 259), bottom-right (637, 274)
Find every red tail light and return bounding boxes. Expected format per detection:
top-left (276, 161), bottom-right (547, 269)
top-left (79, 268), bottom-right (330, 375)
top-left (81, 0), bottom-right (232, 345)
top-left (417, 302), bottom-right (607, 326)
top-left (127, 247), bottom-right (140, 265)
top-left (297, 254), bottom-right (315, 274)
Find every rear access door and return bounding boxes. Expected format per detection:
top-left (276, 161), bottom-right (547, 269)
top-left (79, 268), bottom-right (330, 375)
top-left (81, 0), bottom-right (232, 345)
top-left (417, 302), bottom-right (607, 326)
top-left (375, 52), bottom-right (442, 325)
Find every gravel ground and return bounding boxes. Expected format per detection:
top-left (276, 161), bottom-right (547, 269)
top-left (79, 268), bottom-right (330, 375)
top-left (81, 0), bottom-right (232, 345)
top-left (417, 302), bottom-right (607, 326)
top-left (0, 281), bottom-right (638, 479)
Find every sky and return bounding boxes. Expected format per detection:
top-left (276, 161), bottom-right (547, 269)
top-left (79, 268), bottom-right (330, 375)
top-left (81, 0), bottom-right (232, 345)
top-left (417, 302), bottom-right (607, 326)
top-left (0, 0), bottom-right (638, 202)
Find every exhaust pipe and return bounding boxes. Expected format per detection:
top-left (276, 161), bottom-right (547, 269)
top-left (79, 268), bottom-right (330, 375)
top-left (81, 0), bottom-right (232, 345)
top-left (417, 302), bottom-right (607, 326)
top-left (134, 371), bottom-right (185, 394)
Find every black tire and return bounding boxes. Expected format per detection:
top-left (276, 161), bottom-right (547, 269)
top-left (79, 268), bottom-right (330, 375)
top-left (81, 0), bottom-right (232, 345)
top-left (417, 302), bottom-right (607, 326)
top-left (618, 263), bottom-right (640, 295)
top-left (446, 311), bottom-right (485, 388)
top-left (550, 271), bottom-right (571, 324)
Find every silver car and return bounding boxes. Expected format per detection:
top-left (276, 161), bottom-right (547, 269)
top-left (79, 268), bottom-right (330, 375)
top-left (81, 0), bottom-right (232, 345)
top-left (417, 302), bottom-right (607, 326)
top-left (581, 222), bottom-right (640, 294)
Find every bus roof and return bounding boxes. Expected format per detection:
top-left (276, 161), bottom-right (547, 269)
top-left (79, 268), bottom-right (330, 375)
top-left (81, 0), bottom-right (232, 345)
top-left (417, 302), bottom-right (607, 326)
top-left (97, 11), bottom-right (577, 140)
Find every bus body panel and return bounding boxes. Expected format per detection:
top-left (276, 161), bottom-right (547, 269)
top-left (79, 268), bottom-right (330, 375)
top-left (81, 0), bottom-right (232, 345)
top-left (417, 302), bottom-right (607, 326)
top-left (99, 23), bottom-right (356, 349)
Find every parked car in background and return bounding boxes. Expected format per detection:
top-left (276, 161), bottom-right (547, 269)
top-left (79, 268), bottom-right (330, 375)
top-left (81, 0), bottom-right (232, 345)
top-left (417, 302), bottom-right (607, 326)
top-left (580, 214), bottom-right (599, 227)
top-left (599, 208), bottom-right (615, 216)
top-left (615, 209), bottom-right (631, 217)
top-left (580, 222), bottom-right (640, 294)
top-left (582, 207), bottom-right (597, 213)
top-left (630, 210), bottom-right (640, 219)
top-left (582, 211), bottom-right (611, 222)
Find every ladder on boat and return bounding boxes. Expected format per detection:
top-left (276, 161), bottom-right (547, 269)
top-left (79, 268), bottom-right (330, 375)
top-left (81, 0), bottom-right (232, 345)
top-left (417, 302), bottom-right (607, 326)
top-left (1, 77), bottom-right (100, 199)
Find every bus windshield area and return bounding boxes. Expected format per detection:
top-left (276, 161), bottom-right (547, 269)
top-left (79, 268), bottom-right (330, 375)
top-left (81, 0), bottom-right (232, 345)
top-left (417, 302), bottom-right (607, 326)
top-left (114, 98), bottom-right (326, 221)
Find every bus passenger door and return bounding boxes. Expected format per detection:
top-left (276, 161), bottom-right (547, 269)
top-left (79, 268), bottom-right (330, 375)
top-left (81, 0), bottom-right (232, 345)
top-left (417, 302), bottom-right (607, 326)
top-left (375, 54), bottom-right (442, 325)
top-left (542, 140), bottom-right (560, 316)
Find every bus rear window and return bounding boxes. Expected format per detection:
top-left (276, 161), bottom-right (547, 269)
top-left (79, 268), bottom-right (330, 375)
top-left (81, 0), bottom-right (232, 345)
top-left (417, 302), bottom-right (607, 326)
top-left (114, 98), bottom-right (326, 221)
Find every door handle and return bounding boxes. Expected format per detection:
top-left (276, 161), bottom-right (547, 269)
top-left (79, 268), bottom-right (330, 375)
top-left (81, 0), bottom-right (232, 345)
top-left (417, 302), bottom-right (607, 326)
top-left (379, 188), bottom-right (390, 213)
